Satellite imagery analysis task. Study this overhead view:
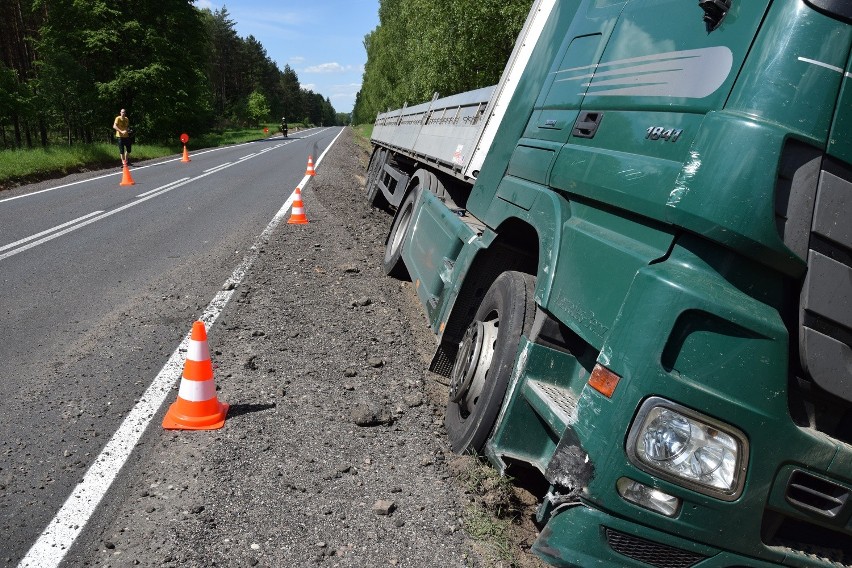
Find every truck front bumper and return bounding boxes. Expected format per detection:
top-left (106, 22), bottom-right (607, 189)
top-left (533, 503), bottom-right (783, 568)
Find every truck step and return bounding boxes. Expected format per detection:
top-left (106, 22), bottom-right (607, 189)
top-left (522, 379), bottom-right (578, 436)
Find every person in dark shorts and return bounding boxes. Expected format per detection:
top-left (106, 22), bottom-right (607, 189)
top-left (113, 108), bottom-right (132, 164)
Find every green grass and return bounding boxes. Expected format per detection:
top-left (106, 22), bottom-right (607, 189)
top-left (352, 123), bottom-right (373, 140)
top-left (456, 455), bottom-right (525, 566)
top-left (0, 143), bottom-right (166, 188)
top-left (351, 123), bottom-right (374, 155)
top-left (0, 122), bottom-right (308, 190)
top-left (463, 505), bottom-right (516, 564)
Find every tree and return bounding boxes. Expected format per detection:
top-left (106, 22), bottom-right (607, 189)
top-left (35, 51), bottom-right (98, 144)
top-left (0, 64), bottom-right (33, 147)
top-left (205, 6), bottom-right (241, 121)
top-left (279, 64), bottom-right (301, 122)
top-left (246, 90), bottom-right (270, 125)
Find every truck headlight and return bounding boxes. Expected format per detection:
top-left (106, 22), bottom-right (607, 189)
top-left (617, 478), bottom-right (681, 517)
top-left (626, 397), bottom-right (748, 500)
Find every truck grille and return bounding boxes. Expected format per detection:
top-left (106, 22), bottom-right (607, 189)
top-left (604, 528), bottom-right (707, 568)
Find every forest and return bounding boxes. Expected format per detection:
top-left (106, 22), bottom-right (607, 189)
top-left (0, 0), bottom-right (341, 150)
top-left (351, 0), bottom-right (534, 125)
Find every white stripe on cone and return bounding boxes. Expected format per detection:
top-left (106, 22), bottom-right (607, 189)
top-left (186, 338), bottom-right (210, 361)
top-left (178, 378), bottom-right (217, 402)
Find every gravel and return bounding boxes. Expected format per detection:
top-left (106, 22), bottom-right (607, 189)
top-left (67, 127), bottom-right (545, 568)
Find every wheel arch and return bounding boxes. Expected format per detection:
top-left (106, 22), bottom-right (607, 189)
top-left (430, 188), bottom-right (569, 377)
top-left (430, 217), bottom-right (541, 377)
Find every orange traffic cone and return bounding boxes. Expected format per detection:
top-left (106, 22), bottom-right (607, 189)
top-left (288, 188), bottom-right (309, 225)
top-left (162, 321), bottom-right (229, 430)
top-left (181, 144), bottom-right (191, 163)
top-left (120, 161), bottom-right (135, 186)
top-left (305, 155), bottom-right (316, 176)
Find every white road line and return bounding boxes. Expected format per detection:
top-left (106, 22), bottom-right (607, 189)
top-left (16, 127), bottom-right (343, 568)
top-left (0, 211), bottom-right (104, 253)
top-left (136, 177), bottom-right (190, 198)
top-left (0, 176), bottom-right (195, 261)
top-left (0, 171), bottom-right (120, 203)
top-left (203, 162), bottom-right (232, 174)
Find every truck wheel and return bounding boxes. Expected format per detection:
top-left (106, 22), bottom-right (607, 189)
top-left (382, 179), bottom-right (422, 279)
top-left (445, 271), bottom-right (536, 453)
top-left (364, 148), bottom-right (382, 195)
top-left (365, 148), bottom-right (389, 209)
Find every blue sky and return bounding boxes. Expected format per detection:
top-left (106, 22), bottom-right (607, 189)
top-left (194, 0), bottom-right (380, 114)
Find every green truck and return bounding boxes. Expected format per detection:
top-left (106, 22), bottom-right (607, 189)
top-left (364, 0), bottom-right (852, 566)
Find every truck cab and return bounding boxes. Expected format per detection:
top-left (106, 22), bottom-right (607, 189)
top-left (368, 1), bottom-right (852, 565)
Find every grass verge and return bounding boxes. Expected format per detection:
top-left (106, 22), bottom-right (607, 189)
top-left (351, 124), bottom-right (374, 154)
top-left (454, 455), bottom-right (542, 567)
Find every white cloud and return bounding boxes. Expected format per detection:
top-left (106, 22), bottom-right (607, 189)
top-left (193, 0), bottom-right (216, 10)
top-left (304, 62), bottom-right (346, 74)
top-left (330, 83), bottom-right (362, 94)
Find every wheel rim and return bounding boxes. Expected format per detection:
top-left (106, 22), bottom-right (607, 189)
top-left (390, 200), bottom-right (413, 255)
top-left (449, 318), bottom-right (498, 416)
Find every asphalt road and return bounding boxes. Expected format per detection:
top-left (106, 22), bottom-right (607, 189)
top-left (0, 127), bottom-right (344, 565)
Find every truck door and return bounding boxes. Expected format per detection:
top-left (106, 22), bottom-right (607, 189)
top-left (549, 0), bottom-right (773, 214)
top-left (521, 0), bottom-right (629, 146)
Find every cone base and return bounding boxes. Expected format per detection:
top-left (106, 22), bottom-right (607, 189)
top-left (162, 401), bottom-right (229, 430)
top-left (288, 216), bottom-right (309, 224)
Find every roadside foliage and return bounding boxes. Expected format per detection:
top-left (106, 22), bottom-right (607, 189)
top-left (352, 0), bottom-right (534, 124)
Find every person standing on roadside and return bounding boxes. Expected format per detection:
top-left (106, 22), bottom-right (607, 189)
top-left (113, 108), bottom-right (132, 165)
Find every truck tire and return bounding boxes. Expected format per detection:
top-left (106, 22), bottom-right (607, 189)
top-left (383, 169), bottom-right (458, 278)
top-left (365, 148), bottom-right (389, 209)
top-left (382, 178), bottom-right (422, 279)
top-left (445, 271), bottom-right (536, 453)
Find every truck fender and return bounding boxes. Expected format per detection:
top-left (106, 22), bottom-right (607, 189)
top-left (429, 189), bottom-right (566, 377)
